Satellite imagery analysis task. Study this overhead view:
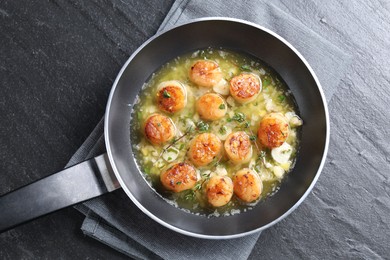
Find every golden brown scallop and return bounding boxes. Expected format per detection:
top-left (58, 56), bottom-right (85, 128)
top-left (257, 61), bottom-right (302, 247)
top-left (144, 114), bottom-right (176, 145)
top-left (233, 168), bottom-right (262, 203)
top-left (224, 131), bottom-right (253, 164)
top-left (189, 60), bottom-right (223, 88)
top-left (206, 175), bottom-right (234, 207)
top-left (160, 162), bottom-right (198, 192)
top-left (188, 133), bottom-right (222, 167)
top-left (257, 113), bottom-right (289, 148)
top-left (196, 93), bottom-right (227, 121)
top-left (230, 73), bottom-right (261, 103)
top-left (156, 80), bottom-right (187, 113)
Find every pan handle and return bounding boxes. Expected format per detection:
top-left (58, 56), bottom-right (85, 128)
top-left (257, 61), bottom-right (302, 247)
top-left (0, 153), bottom-right (120, 233)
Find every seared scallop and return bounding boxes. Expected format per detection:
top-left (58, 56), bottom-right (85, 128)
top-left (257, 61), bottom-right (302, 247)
top-left (144, 113), bottom-right (176, 145)
top-left (233, 168), bottom-right (262, 203)
top-left (224, 131), bottom-right (253, 164)
top-left (188, 133), bottom-right (222, 167)
top-left (160, 162), bottom-right (198, 192)
top-left (257, 113), bottom-right (289, 148)
top-left (230, 73), bottom-right (261, 103)
top-left (156, 80), bottom-right (187, 113)
top-left (196, 93), bottom-right (227, 121)
top-left (206, 176), bottom-right (234, 207)
top-left (189, 60), bottom-right (223, 88)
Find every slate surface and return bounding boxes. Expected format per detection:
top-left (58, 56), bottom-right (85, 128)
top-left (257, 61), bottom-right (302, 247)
top-left (0, 0), bottom-right (389, 259)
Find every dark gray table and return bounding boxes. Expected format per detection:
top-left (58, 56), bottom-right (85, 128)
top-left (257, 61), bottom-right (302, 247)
top-left (1, 0), bottom-right (389, 259)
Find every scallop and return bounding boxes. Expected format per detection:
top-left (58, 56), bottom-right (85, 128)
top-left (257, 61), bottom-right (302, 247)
top-left (224, 131), bottom-right (253, 164)
top-left (257, 113), bottom-right (289, 148)
top-left (229, 73), bottom-right (261, 103)
top-left (206, 175), bottom-right (234, 207)
top-left (188, 133), bottom-right (222, 167)
top-left (232, 168), bottom-right (262, 203)
top-left (196, 93), bottom-right (227, 121)
top-left (189, 60), bottom-right (223, 88)
top-left (160, 162), bottom-right (198, 192)
top-left (156, 80), bottom-right (187, 113)
top-left (144, 113), bottom-right (176, 145)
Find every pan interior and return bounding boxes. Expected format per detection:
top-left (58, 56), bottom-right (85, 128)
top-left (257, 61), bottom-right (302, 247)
top-left (105, 19), bottom-right (328, 238)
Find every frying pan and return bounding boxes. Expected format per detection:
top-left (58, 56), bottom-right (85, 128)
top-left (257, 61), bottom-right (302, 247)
top-left (0, 17), bottom-right (329, 238)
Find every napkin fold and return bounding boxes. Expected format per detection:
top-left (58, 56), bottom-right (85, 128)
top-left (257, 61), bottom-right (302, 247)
top-left (70, 0), bottom-right (352, 259)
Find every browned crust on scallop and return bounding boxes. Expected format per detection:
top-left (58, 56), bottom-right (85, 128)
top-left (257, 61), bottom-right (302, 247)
top-left (206, 176), bottom-right (233, 207)
top-left (156, 85), bottom-right (186, 113)
top-left (196, 93), bottom-right (227, 121)
top-left (233, 169), bottom-right (262, 202)
top-left (188, 133), bottom-right (222, 167)
top-left (160, 162), bottom-right (197, 192)
top-left (189, 60), bottom-right (223, 88)
top-left (230, 73), bottom-right (261, 100)
top-left (225, 132), bottom-right (251, 160)
top-left (257, 114), bottom-right (289, 148)
top-left (144, 114), bottom-right (175, 145)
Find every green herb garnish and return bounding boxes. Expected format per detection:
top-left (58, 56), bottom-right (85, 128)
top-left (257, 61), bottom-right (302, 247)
top-left (232, 112), bottom-right (246, 123)
top-left (163, 90), bottom-right (171, 98)
top-left (196, 121), bottom-right (209, 132)
top-left (176, 181), bottom-right (182, 185)
top-left (278, 95), bottom-right (286, 102)
top-left (250, 135), bottom-right (257, 141)
top-left (194, 182), bottom-right (202, 190)
top-left (262, 78), bottom-right (270, 87)
top-left (240, 64), bottom-right (251, 71)
top-left (219, 126), bottom-right (227, 135)
top-left (219, 103), bottom-right (226, 109)
top-left (258, 150), bottom-right (266, 160)
top-left (185, 191), bottom-right (196, 201)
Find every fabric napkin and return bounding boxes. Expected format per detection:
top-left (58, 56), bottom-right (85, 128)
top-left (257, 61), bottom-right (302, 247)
top-left (70, 0), bottom-right (352, 259)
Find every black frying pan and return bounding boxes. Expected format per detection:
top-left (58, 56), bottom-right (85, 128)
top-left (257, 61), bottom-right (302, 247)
top-left (0, 18), bottom-right (329, 238)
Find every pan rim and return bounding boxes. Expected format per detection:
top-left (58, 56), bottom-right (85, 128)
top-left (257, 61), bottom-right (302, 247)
top-left (104, 17), bottom-right (330, 239)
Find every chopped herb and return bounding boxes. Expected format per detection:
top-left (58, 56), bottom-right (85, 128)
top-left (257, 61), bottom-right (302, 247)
top-left (219, 126), bottom-right (227, 135)
top-left (196, 121), bottom-right (209, 132)
top-left (167, 147), bottom-right (178, 153)
top-left (240, 64), bottom-right (251, 71)
top-left (278, 95), bottom-right (286, 102)
top-left (232, 112), bottom-right (246, 123)
top-left (157, 122), bottom-right (161, 127)
top-left (137, 112), bottom-right (142, 120)
top-left (262, 78), bottom-right (270, 87)
top-left (163, 90), bottom-right (171, 98)
top-left (243, 121), bottom-right (250, 128)
top-left (176, 181), bottom-right (182, 185)
top-left (178, 143), bottom-right (185, 150)
top-left (185, 191), bottom-right (196, 201)
top-left (168, 157), bottom-right (172, 161)
top-left (144, 166), bottom-right (151, 174)
top-left (219, 103), bottom-right (226, 109)
top-left (254, 102), bottom-right (258, 106)
top-left (194, 182), bottom-right (202, 190)
top-left (258, 150), bottom-right (266, 160)
top-left (250, 135), bottom-right (257, 141)
top-left (186, 125), bottom-right (194, 133)
top-left (227, 118), bottom-right (232, 122)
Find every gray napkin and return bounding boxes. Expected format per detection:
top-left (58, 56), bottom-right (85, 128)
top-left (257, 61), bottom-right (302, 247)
top-left (70, 0), bottom-right (352, 259)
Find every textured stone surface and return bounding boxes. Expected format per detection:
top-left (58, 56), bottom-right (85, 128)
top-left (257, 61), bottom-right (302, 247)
top-left (0, 0), bottom-right (389, 259)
